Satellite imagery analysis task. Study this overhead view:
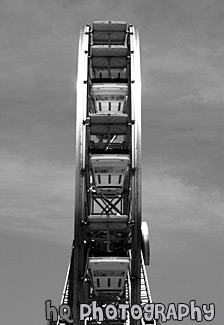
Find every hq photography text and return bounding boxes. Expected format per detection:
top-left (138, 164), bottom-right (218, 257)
top-left (45, 299), bottom-right (215, 323)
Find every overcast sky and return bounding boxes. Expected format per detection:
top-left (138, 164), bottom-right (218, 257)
top-left (0, 0), bottom-right (223, 324)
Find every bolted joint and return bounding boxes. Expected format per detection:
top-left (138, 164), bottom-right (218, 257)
top-left (81, 220), bottom-right (88, 227)
top-left (128, 120), bottom-right (135, 126)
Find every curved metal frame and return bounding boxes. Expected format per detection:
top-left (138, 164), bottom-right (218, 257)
top-left (129, 26), bottom-right (142, 318)
top-left (73, 24), bottom-right (90, 324)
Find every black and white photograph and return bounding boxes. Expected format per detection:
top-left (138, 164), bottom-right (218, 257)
top-left (0, 1), bottom-right (223, 324)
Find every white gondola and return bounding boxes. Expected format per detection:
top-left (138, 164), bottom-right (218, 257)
top-left (90, 154), bottom-right (129, 195)
top-left (89, 257), bottom-right (130, 296)
top-left (91, 83), bottom-right (128, 114)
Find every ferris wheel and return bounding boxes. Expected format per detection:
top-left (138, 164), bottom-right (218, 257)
top-left (53, 21), bottom-right (158, 325)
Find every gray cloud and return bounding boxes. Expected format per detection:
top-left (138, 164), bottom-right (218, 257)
top-left (0, 150), bottom-right (74, 242)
